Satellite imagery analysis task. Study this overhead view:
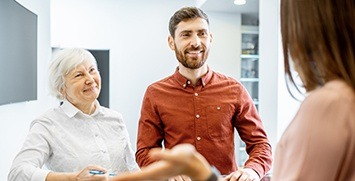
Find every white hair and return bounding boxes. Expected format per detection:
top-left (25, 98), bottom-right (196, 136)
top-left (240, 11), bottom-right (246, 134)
top-left (48, 48), bottom-right (98, 100)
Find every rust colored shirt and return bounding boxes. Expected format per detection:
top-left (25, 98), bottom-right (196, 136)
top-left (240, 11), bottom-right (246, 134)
top-left (136, 68), bottom-right (272, 177)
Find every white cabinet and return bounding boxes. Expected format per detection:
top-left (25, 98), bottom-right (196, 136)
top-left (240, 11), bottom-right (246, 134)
top-left (240, 25), bottom-right (259, 109)
top-left (237, 25), bottom-right (259, 167)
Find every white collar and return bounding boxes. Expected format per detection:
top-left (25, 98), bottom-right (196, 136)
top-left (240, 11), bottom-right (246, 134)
top-left (61, 99), bottom-right (102, 118)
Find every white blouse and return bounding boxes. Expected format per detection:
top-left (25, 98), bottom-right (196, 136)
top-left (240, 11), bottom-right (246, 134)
top-left (8, 100), bottom-right (140, 181)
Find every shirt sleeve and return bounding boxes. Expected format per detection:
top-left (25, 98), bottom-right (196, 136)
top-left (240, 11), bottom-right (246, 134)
top-left (8, 120), bottom-right (52, 181)
top-left (234, 85), bottom-right (272, 178)
top-left (120, 121), bottom-right (141, 172)
top-left (136, 87), bottom-right (164, 167)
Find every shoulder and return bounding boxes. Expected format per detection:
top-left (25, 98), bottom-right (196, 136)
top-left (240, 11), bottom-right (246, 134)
top-left (148, 75), bottom-right (174, 88)
top-left (305, 80), bottom-right (354, 107)
top-left (28, 107), bottom-right (63, 132)
top-left (300, 80), bottom-right (355, 122)
top-left (143, 75), bottom-right (176, 97)
top-left (99, 106), bottom-right (123, 120)
top-left (210, 71), bottom-right (245, 93)
top-left (31, 107), bottom-right (61, 125)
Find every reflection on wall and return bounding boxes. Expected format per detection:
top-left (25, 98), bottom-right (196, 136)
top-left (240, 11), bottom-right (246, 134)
top-left (89, 50), bottom-right (110, 108)
top-left (0, 0), bottom-right (37, 105)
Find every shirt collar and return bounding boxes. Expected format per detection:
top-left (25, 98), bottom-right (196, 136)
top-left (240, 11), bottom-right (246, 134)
top-left (173, 66), bottom-right (213, 88)
top-left (61, 99), bottom-right (102, 118)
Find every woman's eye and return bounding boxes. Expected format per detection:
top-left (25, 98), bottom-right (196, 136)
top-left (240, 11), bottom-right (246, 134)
top-left (90, 68), bottom-right (96, 73)
top-left (74, 73), bottom-right (82, 78)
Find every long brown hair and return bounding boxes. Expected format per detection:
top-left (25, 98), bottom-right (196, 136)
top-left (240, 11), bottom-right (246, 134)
top-left (281, 0), bottom-right (354, 95)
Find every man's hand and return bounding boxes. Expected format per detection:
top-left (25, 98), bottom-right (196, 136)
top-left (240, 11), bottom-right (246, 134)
top-left (168, 175), bottom-right (192, 181)
top-left (223, 168), bottom-right (259, 181)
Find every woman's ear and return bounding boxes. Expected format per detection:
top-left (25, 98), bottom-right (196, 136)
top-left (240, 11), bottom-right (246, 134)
top-left (168, 36), bottom-right (175, 50)
top-left (60, 87), bottom-right (66, 99)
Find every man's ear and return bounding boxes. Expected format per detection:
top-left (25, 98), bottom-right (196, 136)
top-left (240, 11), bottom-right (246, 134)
top-left (209, 32), bottom-right (213, 45)
top-left (168, 36), bottom-right (175, 50)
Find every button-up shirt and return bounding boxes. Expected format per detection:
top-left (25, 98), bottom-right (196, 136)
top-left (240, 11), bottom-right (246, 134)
top-left (136, 68), bottom-right (272, 177)
top-left (8, 100), bottom-right (139, 181)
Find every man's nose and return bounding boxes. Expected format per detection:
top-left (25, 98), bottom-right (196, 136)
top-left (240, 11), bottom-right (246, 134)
top-left (190, 35), bottom-right (201, 47)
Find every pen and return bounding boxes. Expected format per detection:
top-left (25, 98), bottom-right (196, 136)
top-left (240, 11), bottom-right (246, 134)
top-left (89, 170), bottom-right (117, 176)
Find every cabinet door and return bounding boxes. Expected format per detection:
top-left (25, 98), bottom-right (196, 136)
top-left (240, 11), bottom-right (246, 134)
top-left (242, 31), bottom-right (259, 55)
top-left (237, 25), bottom-right (260, 167)
top-left (241, 57), bottom-right (259, 78)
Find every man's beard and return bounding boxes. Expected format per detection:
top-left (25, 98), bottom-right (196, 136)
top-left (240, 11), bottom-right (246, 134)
top-left (175, 46), bottom-right (209, 69)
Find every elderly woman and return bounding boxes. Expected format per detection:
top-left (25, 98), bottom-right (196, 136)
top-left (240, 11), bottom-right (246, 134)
top-left (8, 48), bottom-right (139, 181)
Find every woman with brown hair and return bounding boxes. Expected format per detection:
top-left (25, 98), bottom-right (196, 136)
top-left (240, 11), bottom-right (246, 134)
top-left (273, 0), bottom-right (355, 180)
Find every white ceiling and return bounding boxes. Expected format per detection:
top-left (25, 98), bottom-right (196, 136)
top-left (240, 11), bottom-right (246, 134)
top-left (199, 0), bottom-right (259, 14)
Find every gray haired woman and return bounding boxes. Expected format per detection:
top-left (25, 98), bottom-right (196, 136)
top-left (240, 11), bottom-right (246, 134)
top-left (8, 48), bottom-right (139, 181)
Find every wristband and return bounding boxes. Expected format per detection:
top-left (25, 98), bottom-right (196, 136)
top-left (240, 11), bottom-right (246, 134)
top-left (206, 166), bottom-right (221, 181)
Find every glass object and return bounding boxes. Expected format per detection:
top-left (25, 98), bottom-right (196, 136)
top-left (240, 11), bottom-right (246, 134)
top-left (240, 25), bottom-right (259, 108)
top-left (242, 33), bottom-right (258, 55)
top-left (241, 58), bottom-right (259, 78)
top-left (241, 81), bottom-right (259, 102)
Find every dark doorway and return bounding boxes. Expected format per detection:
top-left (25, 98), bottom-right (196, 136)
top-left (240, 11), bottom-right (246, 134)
top-left (89, 49), bottom-right (110, 108)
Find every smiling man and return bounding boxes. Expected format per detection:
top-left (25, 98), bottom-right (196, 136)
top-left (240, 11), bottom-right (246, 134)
top-left (136, 7), bottom-right (272, 181)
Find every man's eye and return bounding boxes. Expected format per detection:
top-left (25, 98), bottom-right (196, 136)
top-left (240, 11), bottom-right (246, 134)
top-left (200, 32), bottom-right (207, 36)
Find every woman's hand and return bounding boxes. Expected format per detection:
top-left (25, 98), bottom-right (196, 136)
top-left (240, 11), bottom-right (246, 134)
top-left (111, 144), bottom-right (213, 181)
top-left (76, 165), bottom-right (109, 181)
top-left (46, 165), bottom-right (109, 181)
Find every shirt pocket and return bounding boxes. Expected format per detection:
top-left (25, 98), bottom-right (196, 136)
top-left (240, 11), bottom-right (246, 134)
top-left (205, 104), bottom-right (234, 140)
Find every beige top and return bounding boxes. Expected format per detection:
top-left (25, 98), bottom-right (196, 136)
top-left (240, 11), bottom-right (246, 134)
top-left (273, 80), bottom-right (355, 181)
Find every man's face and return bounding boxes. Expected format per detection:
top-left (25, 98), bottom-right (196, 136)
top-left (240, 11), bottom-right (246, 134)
top-left (168, 18), bottom-right (213, 69)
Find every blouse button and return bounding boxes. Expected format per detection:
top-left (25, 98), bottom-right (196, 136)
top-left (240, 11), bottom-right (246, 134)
top-left (194, 93), bottom-right (198, 96)
top-left (196, 114), bottom-right (200, 119)
top-left (197, 137), bottom-right (201, 141)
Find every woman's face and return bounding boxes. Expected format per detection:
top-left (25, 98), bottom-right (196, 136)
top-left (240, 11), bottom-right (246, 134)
top-left (62, 60), bottom-right (101, 107)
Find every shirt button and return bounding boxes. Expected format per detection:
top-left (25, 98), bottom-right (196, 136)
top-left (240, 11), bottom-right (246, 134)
top-left (194, 93), bottom-right (198, 96)
top-left (217, 106), bottom-right (221, 110)
top-left (197, 137), bottom-right (201, 141)
top-left (187, 81), bottom-right (191, 84)
top-left (196, 114), bottom-right (200, 119)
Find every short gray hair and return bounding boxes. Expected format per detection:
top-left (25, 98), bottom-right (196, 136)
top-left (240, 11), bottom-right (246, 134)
top-left (48, 48), bottom-right (98, 100)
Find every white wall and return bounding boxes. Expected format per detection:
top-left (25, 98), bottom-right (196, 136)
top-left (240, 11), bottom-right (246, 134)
top-left (259, 0), bottom-right (300, 172)
top-left (50, 0), bottom-right (242, 151)
top-left (259, 0), bottom-right (279, 153)
top-left (0, 0), bottom-right (55, 180)
top-left (0, 0), bottom-right (301, 179)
